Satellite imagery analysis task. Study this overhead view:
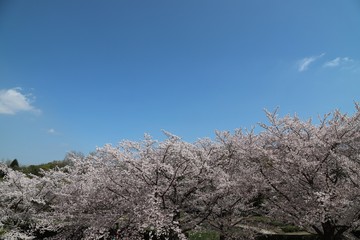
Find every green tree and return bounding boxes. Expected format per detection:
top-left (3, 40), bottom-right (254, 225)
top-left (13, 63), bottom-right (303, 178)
top-left (9, 159), bottom-right (19, 170)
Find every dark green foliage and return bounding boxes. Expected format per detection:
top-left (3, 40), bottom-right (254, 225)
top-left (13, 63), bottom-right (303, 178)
top-left (188, 230), bottom-right (219, 240)
top-left (19, 160), bottom-right (70, 176)
top-left (1, 159), bottom-right (70, 177)
top-left (143, 230), bottom-right (180, 240)
top-left (256, 235), bottom-right (319, 240)
top-left (9, 159), bottom-right (19, 169)
top-left (187, 231), bottom-right (318, 240)
top-left (20, 164), bottom-right (42, 176)
top-left (280, 226), bottom-right (304, 233)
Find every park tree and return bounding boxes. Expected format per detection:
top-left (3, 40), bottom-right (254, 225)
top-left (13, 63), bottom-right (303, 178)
top-left (44, 134), bottom-right (225, 239)
top-left (37, 132), bottom-right (260, 239)
top-left (199, 131), bottom-right (263, 240)
top-left (253, 105), bottom-right (360, 240)
top-left (9, 159), bottom-right (19, 170)
top-left (0, 163), bottom-right (59, 239)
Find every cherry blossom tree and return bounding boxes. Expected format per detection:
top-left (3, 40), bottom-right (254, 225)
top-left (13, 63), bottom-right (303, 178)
top-left (38, 132), bottom-right (260, 239)
top-left (3, 105), bottom-right (358, 240)
top-left (254, 104), bottom-right (360, 240)
top-left (0, 163), bottom-right (59, 239)
top-left (38, 134), bottom-right (217, 239)
top-left (199, 131), bottom-right (263, 240)
top-left (40, 150), bottom-right (147, 239)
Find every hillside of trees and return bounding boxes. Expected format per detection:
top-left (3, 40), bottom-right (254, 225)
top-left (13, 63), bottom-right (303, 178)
top-left (1, 159), bottom-right (71, 178)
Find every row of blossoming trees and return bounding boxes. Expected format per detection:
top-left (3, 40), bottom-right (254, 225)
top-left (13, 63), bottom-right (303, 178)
top-left (1, 105), bottom-right (360, 240)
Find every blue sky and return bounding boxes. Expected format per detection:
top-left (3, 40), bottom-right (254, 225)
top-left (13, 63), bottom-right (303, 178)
top-left (1, 0), bottom-right (360, 165)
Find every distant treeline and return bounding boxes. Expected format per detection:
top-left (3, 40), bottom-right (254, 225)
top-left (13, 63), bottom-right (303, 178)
top-left (1, 158), bottom-right (71, 177)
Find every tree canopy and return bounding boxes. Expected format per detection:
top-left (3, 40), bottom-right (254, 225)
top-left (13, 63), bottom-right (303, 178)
top-left (1, 104), bottom-right (359, 240)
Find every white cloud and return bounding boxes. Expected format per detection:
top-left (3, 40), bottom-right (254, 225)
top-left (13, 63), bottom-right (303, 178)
top-left (48, 128), bottom-right (56, 134)
top-left (323, 57), bottom-right (353, 68)
top-left (0, 88), bottom-right (41, 115)
top-left (47, 128), bottom-right (62, 136)
top-left (297, 53), bottom-right (325, 72)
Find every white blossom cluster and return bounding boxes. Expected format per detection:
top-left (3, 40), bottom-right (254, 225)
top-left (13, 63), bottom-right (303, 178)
top-left (1, 104), bottom-right (360, 240)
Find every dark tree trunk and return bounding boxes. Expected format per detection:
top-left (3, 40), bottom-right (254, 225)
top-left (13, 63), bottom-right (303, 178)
top-left (219, 233), bottom-right (226, 240)
top-left (322, 221), bottom-right (336, 240)
top-left (313, 221), bottom-right (348, 240)
top-left (219, 224), bottom-right (226, 240)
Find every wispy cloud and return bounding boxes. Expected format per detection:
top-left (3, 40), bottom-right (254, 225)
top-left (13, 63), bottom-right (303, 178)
top-left (297, 53), bottom-right (325, 72)
top-left (48, 128), bottom-right (56, 134)
top-left (47, 128), bottom-right (62, 136)
top-left (323, 57), bottom-right (353, 68)
top-left (0, 88), bottom-right (41, 115)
